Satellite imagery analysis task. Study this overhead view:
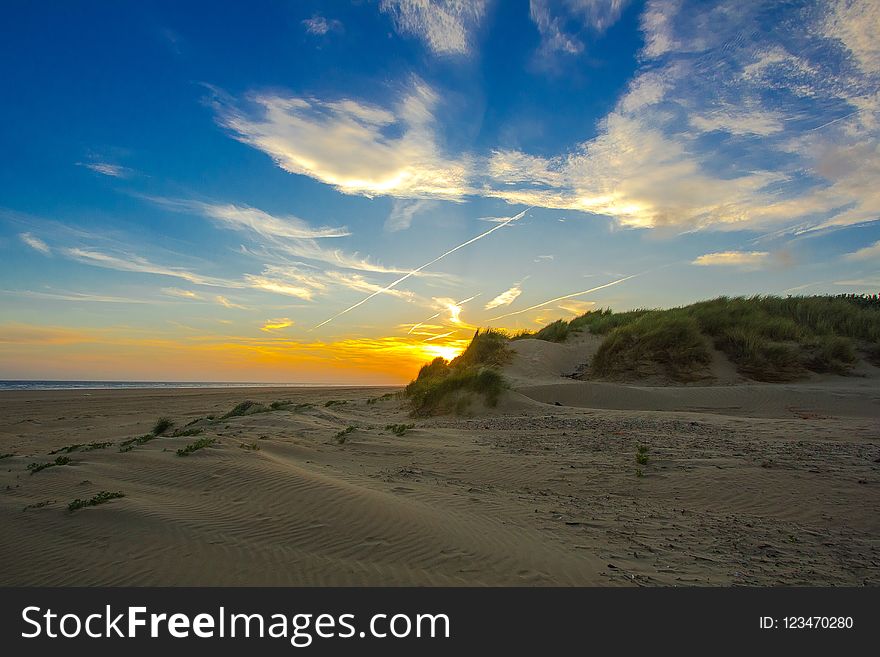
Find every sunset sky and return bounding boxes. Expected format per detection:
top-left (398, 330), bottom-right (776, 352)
top-left (1, 0), bottom-right (879, 383)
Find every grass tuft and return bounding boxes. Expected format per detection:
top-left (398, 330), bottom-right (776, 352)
top-left (385, 423), bottom-right (415, 436)
top-left (335, 426), bottom-right (356, 444)
top-left (152, 417), bottom-right (174, 435)
top-left (68, 490), bottom-right (125, 512)
top-left (27, 456), bottom-right (71, 474)
top-left (176, 437), bottom-right (217, 456)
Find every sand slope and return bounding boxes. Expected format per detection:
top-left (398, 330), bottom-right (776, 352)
top-left (1, 375), bottom-right (878, 586)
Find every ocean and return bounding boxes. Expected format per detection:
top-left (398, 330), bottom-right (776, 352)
top-left (0, 381), bottom-right (364, 391)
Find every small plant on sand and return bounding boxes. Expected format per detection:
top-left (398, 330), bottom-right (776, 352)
top-left (636, 445), bottom-right (649, 466)
top-left (27, 456), bottom-right (71, 474)
top-left (269, 400), bottom-right (289, 410)
top-left (68, 490), bottom-right (125, 511)
top-left (335, 425), bottom-right (356, 444)
top-left (49, 441), bottom-right (114, 455)
top-left (222, 400), bottom-right (268, 419)
top-left (152, 417), bottom-right (175, 435)
top-left (172, 427), bottom-right (203, 438)
top-left (119, 433), bottom-right (159, 452)
top-left (367, 393), bottom-right (394, 405)
top-left (325, 399), bottom-right (347, 407)
top-left (22, 500), bottom-right (56, 511)
top-left (0, 453), bottom-right (13, 460)
top-left (635, 468), bottom-right (644, 478)
top-left (385, 423), bottom-right (415, 436)
top-left (238, 442), bottom-right (260, 451)
top-left (176, 437), bottom-right (217, 456)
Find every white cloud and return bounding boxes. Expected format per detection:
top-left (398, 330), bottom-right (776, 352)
top-left (844, 240), bottom-right (880, 261)
top-left (260, 318), bottom-right (294, 332)
top-left (215, 80), bottom-right (471, 201)
top-left (77, 162), bottom-right (131, 178)
top-left (65, 248), bottom-right (240, 288)
top-left (162, 287), bottom-right (200, 299)
top-left (823, 0), bottom-right (880, 76)
top-left (385, 199), bottom-right (434, 232)
top-left (215, 295), bottom-right (247, 309)
top-left (484, 285), bottom-right (523, 310)
top-left (692, 251), bottom-right (771, 267)
top-left (19, 232), bottom-right (50, 255)
top-left (530, 0), bottom-right (632, 55)
top-left (302, 15), bottom-right (342, 35)
top-left (379, 0), bottom-right (487, 55)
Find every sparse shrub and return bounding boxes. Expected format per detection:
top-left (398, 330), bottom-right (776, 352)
top-left (172, 427), bottom-right (203, 438)
top-left (27, 456), bottom-right (71, 474)
top-left (325, 399), bottom-right (347, 407)
top-left (532, 319), bottom-right (570, 343)
top-left (119, 433), bottom-right (159, 452)
top-left (222, 401), bottom-right (268, 418)
top-left (152, 417), bottom-right (174, 435)
top-left (0, 453), bottom-right (13, 460)
top-left (636, 445), bottom-right (649, 466)
top-left (22, 500), bottom-right (55, 511)
top-left (804, 336), bottom-right (857, 374)
top-left (385, 423), bottom-right (415, 436)
top-left (238, 442), bottom-right (260, 451)
top-left (335, 426), bottom-right (356, 444)
top-left (68, 490), bottom-right (125, 511)
top-left (176, 437), bottom-right (217, 456)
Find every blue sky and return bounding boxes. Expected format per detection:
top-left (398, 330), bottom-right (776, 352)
top-left (1, 0), bottom-right (879, 383)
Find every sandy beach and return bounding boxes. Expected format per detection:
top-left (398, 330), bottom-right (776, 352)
top-left (1, 336), bottom-right (878, 587)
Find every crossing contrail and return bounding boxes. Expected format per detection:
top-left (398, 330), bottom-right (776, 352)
top-left (486, 273), bottom-right (639, 322)
top-left (312, 208), bottom-right (530, 330)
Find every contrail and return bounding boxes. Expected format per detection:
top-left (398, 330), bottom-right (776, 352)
top-left (486, 274), bottom-right (639, 322)
top-left (407, 294), bottom-right (479, 335)
top-left (312, 209), bottom-right (530, 330)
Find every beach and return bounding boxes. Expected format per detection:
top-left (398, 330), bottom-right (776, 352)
top-left (2, 335), bottom-right (878, 586)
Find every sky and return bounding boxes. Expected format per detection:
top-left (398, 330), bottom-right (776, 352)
top-left (1, 0), bottom-right (879, 384)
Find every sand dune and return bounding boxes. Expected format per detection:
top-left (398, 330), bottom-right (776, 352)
top-left (1, 361), bottom-right (878, 585)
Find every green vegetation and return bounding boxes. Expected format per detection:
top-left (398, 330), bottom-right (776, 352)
top-left (404, 329), bottom-right (510, 416)
top-left (176, 437), bottom-right (217, 456)
top-left (49, 441), bottom-right (113, 455)
top-left (222, 400), bottom-right (269, 418)
top-left (152, 417), bottom-right (174, 435)
top-left (593, 315), bottom-right (712, 382)
top-left (172, 427), bottom-right (203, 438)
top-left (525, 295), bottom-right (880, 382)
top-left (238, 442), bottom-right (260, 451)
top-left (68, 491), bottom-right (125, 512)
top-left (636, 445), bottom-right (650, 466)
top-left (0, 453), bottom-right (13, 460)
top-left (367, 393), bottom-right (395, 404)
top-left (385, 423), bottom-right (415, 436)
top-left (324, 399), bottom-right (347, 407)
top-left (22, 500), bottom-right (55, 511)
top-left (27, 456), bottom-right (71, 474)
top-left (119, 433), bottom-right (159, 452)
top-left (335, 425), bottom-right (356, 444)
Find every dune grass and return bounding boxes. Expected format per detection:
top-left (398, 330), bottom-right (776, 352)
top-left (222, 400), bottom-right (269, 418)
top-left (27, 456), bottom-right (71, 474)
top-left (49, 441), bottom-right (113, 455)
top-left (385, 423), bottom-right (415, 436)
top-left (176, 437), bottom-right (217, 456)
top-left (335, 425), bottom-right (356, 444)
top-left (405, 329), bottom-right (510, 416)
top-left (523, 295), bottom-right (880, 382)
top-left (152, 417), bottom-right (174, 435)
top-left (68, 490), bottom-right (125, 512)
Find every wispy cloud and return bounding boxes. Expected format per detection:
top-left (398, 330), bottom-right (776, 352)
top-left (77, 161), bottom-right (132, 178)
top-left (260, 318), bottom-right (294, 332)
top-left (215, 295), bottom-right (247, 309)
top-left (65, 248), bottom-right (241, 288)
top-left (844, 240), bottom-right (880, 261)
top-left (302, 15), bottom-right (342, 35)
top-left (530, 0), bottom-right (631, 56)
top-left (484, 284), bottom-right (523, 310)
top-left (692, 251), bottom-right (771, 267)
top-left (162, 287), bottom-right (200, 299)
top-left (213, 79), bottom-right (471, 201)
top-left (385, 199), bottom-right (435, 232)
top-left (0, 289), bottom-right (150, 304)
top-left (19, 232), bottom-right (51, 255)
top-left (380, 0), bottom-right (487, 55)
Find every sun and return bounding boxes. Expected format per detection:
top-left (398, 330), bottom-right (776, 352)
top-left (423, 343), bottom-right (463, 362)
